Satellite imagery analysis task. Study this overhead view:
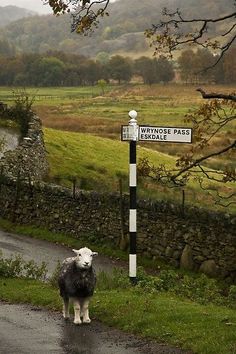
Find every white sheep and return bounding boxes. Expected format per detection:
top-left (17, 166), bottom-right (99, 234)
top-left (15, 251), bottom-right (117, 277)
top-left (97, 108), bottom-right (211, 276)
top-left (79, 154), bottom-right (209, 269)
top-left (58, 247), bottom-right (98, 325)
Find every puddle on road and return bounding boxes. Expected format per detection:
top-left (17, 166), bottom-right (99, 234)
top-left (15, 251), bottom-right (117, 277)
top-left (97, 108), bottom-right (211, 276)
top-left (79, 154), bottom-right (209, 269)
top-left (1, 303), bottom-right (170, 354)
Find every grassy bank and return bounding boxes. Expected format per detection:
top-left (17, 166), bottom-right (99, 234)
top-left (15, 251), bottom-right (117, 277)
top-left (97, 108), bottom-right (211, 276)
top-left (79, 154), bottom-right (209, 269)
top-left (44, 127), bottom-right (236, 212)
top-left (1, 275), bottom-right (236, 354)
top-left (1, 84), bottom-right (235, 212)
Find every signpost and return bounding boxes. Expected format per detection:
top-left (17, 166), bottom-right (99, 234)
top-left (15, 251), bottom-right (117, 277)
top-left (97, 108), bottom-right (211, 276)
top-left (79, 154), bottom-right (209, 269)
top-left (122, 111), bottom-right (192, 284)
top-left (127, 110), bottom-right (138, 284)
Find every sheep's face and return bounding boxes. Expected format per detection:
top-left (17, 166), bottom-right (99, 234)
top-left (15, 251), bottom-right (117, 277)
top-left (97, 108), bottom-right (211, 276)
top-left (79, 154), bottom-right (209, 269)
top-left (73, 247), bottom-right (98, 270)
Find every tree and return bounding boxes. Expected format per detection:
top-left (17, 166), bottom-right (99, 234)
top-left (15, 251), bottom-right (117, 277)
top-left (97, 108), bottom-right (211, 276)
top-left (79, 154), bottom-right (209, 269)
top-left (177, 49), bottom-right (196, 83)
top-left (135, 56), bottom-right (174, 84)
top-left (138, 91), bottom-right (236, 207)
top-left (79, 59), bottom-right (102, 85)
top-left (142, 2), bottom-right (236, 207)
top-left (108, 55), bottom-right (133, 84)
top-left (29, 57), bottom-right (65, 86)
top-left (0, 38), bottom-right (15, 57)
top-left (223, 47), bottom-right (236, 83)
top-left (96, 51), bottom-right (110, 65)
top-left (0, 57), bottom-right (24, 86)
top-left (47, 0), bottom-right (236, 207)
top-left (134, 56), bottom-right (156, 85)
top-left (154, 56), bottom-right (175, 83)
top-left (178, 49), bottom-right (223, 84)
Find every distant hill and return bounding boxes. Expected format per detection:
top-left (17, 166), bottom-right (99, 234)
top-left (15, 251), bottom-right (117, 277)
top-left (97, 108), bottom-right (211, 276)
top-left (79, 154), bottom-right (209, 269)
top-left (1, 0), bottom-right (235, 58)
top-left (0, 5), bottom-right (36, 27)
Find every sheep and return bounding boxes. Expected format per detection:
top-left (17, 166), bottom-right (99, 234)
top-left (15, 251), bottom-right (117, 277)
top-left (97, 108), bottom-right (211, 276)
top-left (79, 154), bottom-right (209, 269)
top-left (58, 247), bottom-right (98, 325)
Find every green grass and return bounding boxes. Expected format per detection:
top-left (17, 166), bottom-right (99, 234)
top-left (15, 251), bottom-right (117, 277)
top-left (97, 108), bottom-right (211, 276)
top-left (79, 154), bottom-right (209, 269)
top-left (44, 127), bottom-right (236, 212)
top-left (44, 127), bottom-right (174, 190)
top-left (1, 276), bottom-right (236, 354)
top-left (1, 83), bottom-right (235, 212)
top-left (0, 85), bottom-right (116, 103)
top-left (94, 290), bottom-right (236, 354)
top-left (0, 277), bottom-right (61, 309)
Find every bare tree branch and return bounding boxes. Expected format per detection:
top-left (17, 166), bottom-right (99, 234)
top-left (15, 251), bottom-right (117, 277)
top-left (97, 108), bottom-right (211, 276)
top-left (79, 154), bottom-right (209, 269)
top-left (146, 7), bottom-right (236, 68)
top-left (44, 0), bottom-right (110, 33)
top-left (171, 140), bottom-right (236, 182)
top-left (71, 0), bottom-right (110, 33)
top-left (198, 178), bottom-right (236, 207)
top-left (196, 88), bottom-right (236, 102)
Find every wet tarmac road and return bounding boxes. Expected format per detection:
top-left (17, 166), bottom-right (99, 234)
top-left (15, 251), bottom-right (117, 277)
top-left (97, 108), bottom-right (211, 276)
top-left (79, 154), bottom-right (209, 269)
top-left (0, 229), bottom-right (125, 276)
top-left (0, 229), bottom-right (191, 354)
top-left (0, 302), bottom-right (189, 354)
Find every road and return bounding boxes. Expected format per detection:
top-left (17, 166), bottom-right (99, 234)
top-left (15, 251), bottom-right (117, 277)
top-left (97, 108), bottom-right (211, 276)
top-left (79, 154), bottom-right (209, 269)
top-left (0, 229), bottom-right (191, 354)
top-left (0, 229), bottom-right (125, 276)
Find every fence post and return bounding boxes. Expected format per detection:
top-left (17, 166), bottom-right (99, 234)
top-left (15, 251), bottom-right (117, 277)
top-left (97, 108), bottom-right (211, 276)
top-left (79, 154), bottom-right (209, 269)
top-left (182, 189), bottom-right (185, 217)
top-left (12, 169), bottom-right (21, 222)
top-left (0, 165), bottom-right (3, 195)
top-left (72, 177), bottom-right (76, 198)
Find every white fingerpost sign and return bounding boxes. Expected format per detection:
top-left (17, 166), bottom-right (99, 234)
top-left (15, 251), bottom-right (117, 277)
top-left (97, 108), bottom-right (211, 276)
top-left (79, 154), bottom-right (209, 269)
top-left (122, 125), bottom-right (192, 143)
top-left (139, 126), bottom-right (192, 143)
top-left (121, 111), bottom-right (192, 284)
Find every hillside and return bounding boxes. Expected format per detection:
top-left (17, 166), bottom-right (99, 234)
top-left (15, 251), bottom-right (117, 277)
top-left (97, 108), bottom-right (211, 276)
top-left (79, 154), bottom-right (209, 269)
top-left (0, 5), bottom-right (36, 27)
top-left (1, 0), bottom-right (234, 58)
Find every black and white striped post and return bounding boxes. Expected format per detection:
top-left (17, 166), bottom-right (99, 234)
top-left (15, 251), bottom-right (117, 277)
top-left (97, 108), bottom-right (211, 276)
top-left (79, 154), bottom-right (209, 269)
top-left (128, 110), bottom-right (139, 284)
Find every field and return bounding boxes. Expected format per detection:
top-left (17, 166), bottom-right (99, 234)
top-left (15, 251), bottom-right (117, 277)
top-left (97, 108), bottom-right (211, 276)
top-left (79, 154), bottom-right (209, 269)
top-left (0, 83), bottom-right (235, 212)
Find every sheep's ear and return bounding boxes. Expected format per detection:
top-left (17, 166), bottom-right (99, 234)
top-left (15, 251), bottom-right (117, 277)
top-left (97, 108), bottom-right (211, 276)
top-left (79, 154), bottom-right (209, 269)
top-left (92, 252), bottom-right (98, 257)
top-left (72, 249), bottom-right (80, 255)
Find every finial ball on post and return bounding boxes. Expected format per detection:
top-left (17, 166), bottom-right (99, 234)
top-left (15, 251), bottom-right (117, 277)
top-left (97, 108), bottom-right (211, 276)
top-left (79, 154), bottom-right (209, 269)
top-left (129, 110), bottom-right (138, 120)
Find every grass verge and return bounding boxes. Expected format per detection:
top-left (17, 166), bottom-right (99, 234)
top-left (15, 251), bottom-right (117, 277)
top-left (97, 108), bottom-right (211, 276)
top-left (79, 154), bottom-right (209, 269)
top-left (44, 127), bottom-right (236, 213)
top-left (1, 276), bottom-right (236, 354)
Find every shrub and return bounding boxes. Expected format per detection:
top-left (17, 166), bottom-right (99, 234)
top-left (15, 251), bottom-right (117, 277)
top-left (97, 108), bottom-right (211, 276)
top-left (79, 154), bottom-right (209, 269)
top-left (0, 253), bottom-right (47, 281)
top-left (228, 285), bottom-right (236, 303)
top-left (175, 274), bottom-right (223, 305)
top-left (7, 89), bottom-right (35, 139)
top-left (136, 268), bottom-right (180, 292)
top-left (97, 268), bottom-right (130, 291)
top-left (48, 261), bottom-right (61, 288)
top-left (134, 267), bottom-right (226, 306)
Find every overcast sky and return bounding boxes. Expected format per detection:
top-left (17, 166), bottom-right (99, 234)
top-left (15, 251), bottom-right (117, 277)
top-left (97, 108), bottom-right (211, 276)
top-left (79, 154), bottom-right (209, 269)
top-left (0, 0), bottom-right (52, 14)
top-left (1, 0), bottom-right (117, 14)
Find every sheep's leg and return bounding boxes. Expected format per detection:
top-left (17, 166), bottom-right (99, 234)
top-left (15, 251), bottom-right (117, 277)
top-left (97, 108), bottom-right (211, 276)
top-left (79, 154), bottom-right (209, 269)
top-left (80, 298), bottom-right (91, 324)
top-left (73, 299), bottom-right (82, 325)
top-left (63, 297), bottom-right (70, 319)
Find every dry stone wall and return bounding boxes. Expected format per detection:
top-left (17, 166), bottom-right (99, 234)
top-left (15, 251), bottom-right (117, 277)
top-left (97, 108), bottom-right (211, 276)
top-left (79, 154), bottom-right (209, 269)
top-left (0, 114), bottom-right (49, 180)
top-left (0, 114), bottom-right (236, 282)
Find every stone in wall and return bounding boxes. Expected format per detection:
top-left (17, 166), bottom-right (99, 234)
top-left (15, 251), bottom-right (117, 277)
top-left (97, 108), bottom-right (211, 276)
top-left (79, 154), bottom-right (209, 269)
top-left (180, 244), bottom-right (195, 271)
top-left (199, 260), bottom-right (219, 277)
